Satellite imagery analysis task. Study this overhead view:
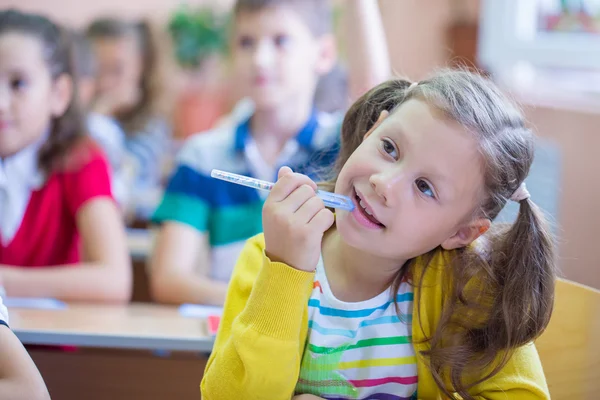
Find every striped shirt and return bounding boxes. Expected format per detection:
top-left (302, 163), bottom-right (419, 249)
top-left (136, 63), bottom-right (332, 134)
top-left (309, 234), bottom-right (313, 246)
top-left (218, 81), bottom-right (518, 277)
top-left (296, 257), bottom-right (418, 400)
top-left (152, 106), bottom-right (341, 282)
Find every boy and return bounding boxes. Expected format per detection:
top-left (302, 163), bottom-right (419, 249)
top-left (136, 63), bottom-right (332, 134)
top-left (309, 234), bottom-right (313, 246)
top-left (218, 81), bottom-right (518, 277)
top-left (150, 0), bottom-right (390, 305)
top-left (0, 294), bottom-right (50, 400)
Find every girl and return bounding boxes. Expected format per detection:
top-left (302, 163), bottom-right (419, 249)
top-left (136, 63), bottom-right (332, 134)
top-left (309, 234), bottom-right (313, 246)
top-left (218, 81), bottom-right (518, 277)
top-left (86, 17), bottom-right (172, 219)
top-left (0, 10), bottom-right (131, 303)
top-left (201, 70), bottom-right (556, 399)
top-left (0, 292), bottom-right (49, 400)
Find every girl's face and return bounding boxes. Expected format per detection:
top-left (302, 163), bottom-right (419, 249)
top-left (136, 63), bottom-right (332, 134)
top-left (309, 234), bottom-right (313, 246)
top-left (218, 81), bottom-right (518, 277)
top-left (92, 35), bottom-right (142, 110)
top-left (334, 99), bottom-right (489, 261)
top-left (0, 33), bottom-right (70, 158)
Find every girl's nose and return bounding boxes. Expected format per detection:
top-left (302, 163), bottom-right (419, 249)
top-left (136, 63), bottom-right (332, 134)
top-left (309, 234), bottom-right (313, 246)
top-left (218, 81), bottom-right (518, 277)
top-left (369, 168), bottom-right (404, 206)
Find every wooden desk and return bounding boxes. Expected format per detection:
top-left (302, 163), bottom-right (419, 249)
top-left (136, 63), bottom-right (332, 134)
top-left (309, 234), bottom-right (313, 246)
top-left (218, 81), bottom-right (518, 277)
top-left (127, 228), bottom-right (153, 261)
top-left (10, 303), bottom-right (213, 400)
top-left (10, 303), bottom-right (214, 352)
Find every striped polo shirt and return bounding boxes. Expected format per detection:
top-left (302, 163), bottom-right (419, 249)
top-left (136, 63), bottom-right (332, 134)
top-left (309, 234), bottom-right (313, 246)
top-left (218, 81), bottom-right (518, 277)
top-left (152, 107), bottom-right (341, 282)
top-left (296, 257), bottom-right (418, 400)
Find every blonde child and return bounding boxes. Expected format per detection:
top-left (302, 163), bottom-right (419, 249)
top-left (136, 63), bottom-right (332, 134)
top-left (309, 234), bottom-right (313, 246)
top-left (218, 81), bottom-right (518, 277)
top-left (202, 70), bottom-right (556, 399)
top-left (0, 10), bottom-right (131, 303)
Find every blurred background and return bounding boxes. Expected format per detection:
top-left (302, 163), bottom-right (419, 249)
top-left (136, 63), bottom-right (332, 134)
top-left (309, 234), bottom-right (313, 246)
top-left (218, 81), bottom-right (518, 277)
top-left (1, 1), bottom-right (599, 399)
top-left (0, 0), bottom-right (596, 286)
top-left (12, 0), bottom-right (591, 284)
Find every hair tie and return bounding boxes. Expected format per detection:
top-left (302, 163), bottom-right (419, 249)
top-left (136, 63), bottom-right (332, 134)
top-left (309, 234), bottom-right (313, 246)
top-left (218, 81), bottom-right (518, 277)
top-left (510, 182), bottom-right (530, 203)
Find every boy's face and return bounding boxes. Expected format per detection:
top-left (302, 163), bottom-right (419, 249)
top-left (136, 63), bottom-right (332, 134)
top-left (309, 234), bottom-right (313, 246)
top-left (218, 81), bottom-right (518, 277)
top-left (231, 6), bottom-right (334, 111)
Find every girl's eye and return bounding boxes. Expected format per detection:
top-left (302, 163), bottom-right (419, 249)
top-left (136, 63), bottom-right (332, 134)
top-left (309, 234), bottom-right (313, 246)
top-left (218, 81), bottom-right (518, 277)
top-left (380, 138), bottom-right (398, 159)
top-left (238, 35), bottom-right (254, 49)
top-left (274, 34), bottom-right (290, 48)
top-left (10, 78), bottom-right (27, 91)
top-left (416, 179), bottom-right (436, 199)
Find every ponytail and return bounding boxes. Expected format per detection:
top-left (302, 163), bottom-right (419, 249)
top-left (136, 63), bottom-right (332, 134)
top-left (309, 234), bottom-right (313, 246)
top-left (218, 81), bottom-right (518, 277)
top-left (488, 198), bottom-right (556, 347)
top-left (423, 197), bottom-right (556, 400)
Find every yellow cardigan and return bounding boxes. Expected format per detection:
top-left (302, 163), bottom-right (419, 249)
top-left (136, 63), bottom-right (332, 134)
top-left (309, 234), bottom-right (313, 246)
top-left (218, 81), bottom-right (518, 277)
top-left (201, 234), bottom-right (549, 399)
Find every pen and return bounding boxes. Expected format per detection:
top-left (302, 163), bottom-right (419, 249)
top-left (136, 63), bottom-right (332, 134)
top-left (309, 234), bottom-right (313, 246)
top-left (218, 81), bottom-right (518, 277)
top-left (210, 169), bottom-right (355, 211)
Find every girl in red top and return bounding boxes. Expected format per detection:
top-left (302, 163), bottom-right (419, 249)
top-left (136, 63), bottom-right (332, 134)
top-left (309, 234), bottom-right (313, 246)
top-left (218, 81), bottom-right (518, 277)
top-left (0, 10), bottom-right (131, 303)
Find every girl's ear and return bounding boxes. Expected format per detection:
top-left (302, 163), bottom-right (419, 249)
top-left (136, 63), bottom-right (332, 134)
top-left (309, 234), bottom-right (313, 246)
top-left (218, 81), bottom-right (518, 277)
top-left (50, 74), bottom-right (73, 117)
top-left (363, 110), bottom-right (389, 141)
top-left (441, 218), bottom-right (491, 250)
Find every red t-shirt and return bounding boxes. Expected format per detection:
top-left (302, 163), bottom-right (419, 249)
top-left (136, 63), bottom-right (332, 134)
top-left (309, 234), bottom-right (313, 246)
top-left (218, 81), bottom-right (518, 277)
top-left (0, 141), bottom-right (113, 267)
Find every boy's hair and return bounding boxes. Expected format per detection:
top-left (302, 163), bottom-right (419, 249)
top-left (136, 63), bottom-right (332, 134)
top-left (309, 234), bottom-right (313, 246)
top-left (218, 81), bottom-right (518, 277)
top-left (325, 70), bottom-right (556, 399)
top-left (0, 9), bottom-right (86, 176)
top-left (70, 30), bottom-right (96, 79)
top-left (234, 0), bottom-right (332, 37)
top-left (86, 17), bottom-right (160, 134)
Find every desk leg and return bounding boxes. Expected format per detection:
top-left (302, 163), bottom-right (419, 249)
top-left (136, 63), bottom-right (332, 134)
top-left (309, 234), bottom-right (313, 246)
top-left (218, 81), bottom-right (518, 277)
top-left (27, 347), bottom-right (207, 400)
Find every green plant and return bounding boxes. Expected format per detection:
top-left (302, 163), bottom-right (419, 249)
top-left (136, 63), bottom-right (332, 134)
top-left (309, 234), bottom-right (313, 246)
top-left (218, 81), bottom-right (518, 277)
top-left (168, 6), bottom-right (230, 69)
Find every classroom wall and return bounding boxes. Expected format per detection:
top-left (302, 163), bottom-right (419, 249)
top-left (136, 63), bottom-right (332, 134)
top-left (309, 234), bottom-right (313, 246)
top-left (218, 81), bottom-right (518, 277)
top-left (2, 0), bottom-right (235, 26)
top-left (7, 0), bottom-right (477, 76)
top-left (523, 103), bottom-right (600, 290)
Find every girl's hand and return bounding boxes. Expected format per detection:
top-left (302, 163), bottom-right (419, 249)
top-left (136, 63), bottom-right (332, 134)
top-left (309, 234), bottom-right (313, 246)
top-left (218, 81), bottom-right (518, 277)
top-left (263, 167), bottom-right (334, 272)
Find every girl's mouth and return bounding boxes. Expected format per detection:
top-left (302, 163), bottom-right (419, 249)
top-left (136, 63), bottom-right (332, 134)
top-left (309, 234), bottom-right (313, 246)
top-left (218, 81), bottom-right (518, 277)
top-left (352, 188), bottom-right (385, 229)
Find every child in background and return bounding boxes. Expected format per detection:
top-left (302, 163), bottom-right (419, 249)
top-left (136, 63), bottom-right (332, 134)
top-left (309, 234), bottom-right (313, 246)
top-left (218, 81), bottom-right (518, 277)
top-left (0, 293), bottom-right (49, 400)
top-left (150, 0), bottom-right (391, 306)
top-left (86, 17), bottom-right (172, 219)
top-left (70, 30), bottom-right (132, 208)
top-left (0, 10), bottom-right (131, 303)
top-left (202, 70), bottom-right (556, 399)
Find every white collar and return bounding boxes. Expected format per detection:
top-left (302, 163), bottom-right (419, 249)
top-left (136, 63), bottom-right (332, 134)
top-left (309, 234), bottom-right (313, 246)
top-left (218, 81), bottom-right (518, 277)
top-left (0, 136), bottom-right (46, 190)
top-left (0, 135), bottom-right (47, 246)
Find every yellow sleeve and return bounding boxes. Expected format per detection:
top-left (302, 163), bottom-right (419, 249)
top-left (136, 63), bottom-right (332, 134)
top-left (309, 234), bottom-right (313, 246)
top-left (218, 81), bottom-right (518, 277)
top-left (200, 234), bottom-right (315, 400)
top-left (468, 343), bottom-right (549, 400)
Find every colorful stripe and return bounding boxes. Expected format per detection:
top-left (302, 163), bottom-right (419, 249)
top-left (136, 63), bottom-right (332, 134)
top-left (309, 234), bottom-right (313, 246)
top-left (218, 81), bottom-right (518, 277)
top-left (349, 376), bottom-right (419, 388)
top-left (323, 393), bottom-right (415, 400)
top-left (308, 335), bottom-right (411, 354)
top-left (298, 264), bottom-right (417, 399)
top-left (152, 192), bottom-right (209, 231)
top-left (208, 201), bottom-right (264, 246)
top-left (296, 378), bottom-right (358, 397)
top-left (308, 293), bottom-right (413, 318)
top-left (301, 356), bottom-right (417, 371)
top-left (308, 315), bottom-right (412, 339)
top-left (314, 281), bottom-right (323, 293)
